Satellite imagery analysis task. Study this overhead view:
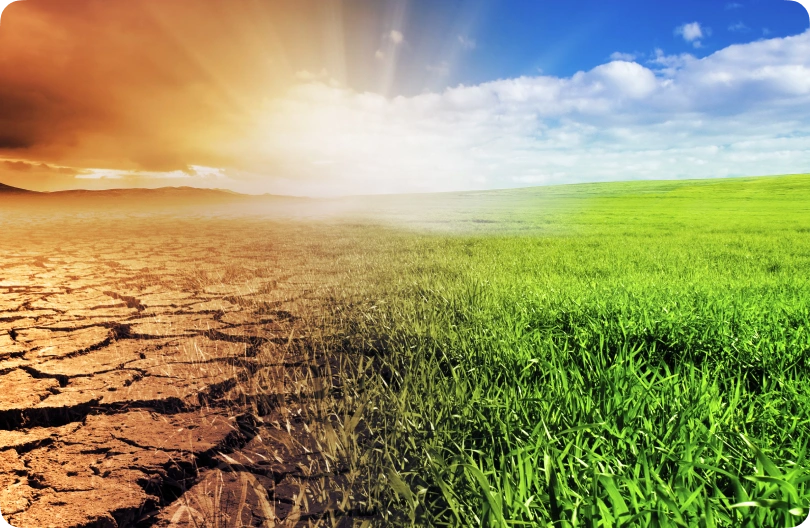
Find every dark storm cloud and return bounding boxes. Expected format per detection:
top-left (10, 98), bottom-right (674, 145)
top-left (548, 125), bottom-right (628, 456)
top-left (0, 0), bottom-right (330, 177)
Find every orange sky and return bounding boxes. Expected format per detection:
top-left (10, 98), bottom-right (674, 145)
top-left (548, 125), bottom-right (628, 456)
top-left (1, 0), bottom-right (808, 195)
top-left (0, 0), bottom-right (391, 191)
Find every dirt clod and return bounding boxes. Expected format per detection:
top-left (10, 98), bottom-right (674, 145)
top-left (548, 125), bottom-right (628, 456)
top-left (0, 217), bottom-right (356, 527)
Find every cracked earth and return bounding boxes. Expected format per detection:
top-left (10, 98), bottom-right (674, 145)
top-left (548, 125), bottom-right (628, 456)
top-left (0, 213), bottom-right (362, 528)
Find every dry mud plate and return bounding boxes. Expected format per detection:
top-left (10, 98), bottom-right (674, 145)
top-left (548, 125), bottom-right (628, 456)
top-left (0, 215), bottom-right (360, 528)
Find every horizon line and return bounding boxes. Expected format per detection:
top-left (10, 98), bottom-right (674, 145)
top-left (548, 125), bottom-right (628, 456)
top-left (2, 172), bottom-right (809, 200)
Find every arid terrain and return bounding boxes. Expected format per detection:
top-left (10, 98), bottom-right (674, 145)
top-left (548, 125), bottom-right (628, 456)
top-left (4, 176), bottom-right (808, 527)
top-left (0, 201), bottom-right (362, 527)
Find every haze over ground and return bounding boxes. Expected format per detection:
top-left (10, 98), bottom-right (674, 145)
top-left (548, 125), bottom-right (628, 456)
top-left (0, 0), bottom-right (808, 196)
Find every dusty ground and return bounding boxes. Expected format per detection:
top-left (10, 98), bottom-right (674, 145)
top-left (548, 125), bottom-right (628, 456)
top-left (0, 212), bottom-right (362, 527)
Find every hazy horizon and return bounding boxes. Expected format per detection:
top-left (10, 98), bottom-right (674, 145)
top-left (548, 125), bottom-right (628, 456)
top-left (3, 171), bottom-right (810, 201)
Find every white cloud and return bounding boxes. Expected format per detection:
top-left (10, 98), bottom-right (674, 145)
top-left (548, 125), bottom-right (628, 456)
top-left (76, 165), bottom-right (227, 181)
top-left (458, 35), bottom-right (477, 50)
top-left (375, 49), bottom-right (385, 60)
top-left (677, 22), bottom-right (704, 41)
top-left (726, 2), bottom-right (743, 9)
top-left (676, 22), bottom-right (708, 48)
top-left (610, 51), bottom-right (639, 62)
top-left (588, 61), bottom-right (658, 98)
top-left (389, 30), bottom-right (404, 45)
top-left (188, 166), bottom-right (228, 180)
top-left (75, 169), bottom-right (128, 180)
top-left (728, 21), bottom-right (749, 32)
top-left (649, 48), bottom-right (696, 76)
top-left (243, 31), bottom-right (810, 196)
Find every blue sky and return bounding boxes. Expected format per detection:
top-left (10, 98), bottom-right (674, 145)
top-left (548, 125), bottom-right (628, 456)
top-left (385, 0), bottom-right (810, 95)
top-left (244, 0), bottom-right (810, 195)
top-left (472, 0), bottom-right (807, 77)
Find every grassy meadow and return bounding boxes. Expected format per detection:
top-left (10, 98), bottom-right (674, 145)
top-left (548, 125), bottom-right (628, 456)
top-left (306, 175), bottom-right (810, 527)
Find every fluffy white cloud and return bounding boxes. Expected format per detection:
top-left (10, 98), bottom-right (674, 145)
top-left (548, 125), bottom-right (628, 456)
top-left (389, 30), bottom-right (404, 45)
top-left (676, 22), bottom-right (708, 48)
top-left (677, 22), bottom-right (704, 41)
top-left (649, 48), bottom-right (696, 76)
top-left (242, 31), bottom-right (810, 196)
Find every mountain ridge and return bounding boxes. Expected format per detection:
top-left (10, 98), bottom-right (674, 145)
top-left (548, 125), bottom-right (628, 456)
top-left (0, 182), bottom-right (36, 194)
top-left (0, 182), bottom-right (304, 201)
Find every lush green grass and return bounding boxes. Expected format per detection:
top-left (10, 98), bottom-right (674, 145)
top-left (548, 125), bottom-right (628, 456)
top-left (315, 175), bottom-right (810, 527)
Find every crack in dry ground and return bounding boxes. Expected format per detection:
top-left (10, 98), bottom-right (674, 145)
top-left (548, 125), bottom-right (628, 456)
top-left (0, 215), bottom-right (364, 528)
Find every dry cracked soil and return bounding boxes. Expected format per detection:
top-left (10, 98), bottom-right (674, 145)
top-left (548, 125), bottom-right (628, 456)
top-left (0, 211), bottom-right (366, 528)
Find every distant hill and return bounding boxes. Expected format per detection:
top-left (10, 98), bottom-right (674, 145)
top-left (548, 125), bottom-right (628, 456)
top-left (52, 186), bottom-right (240, 198)
top-left (0, 182), bottom-right (301, 201)
top-left (0, 182), bottom-right (37, 194)
top-left (0, 181), bottom-right (312, 216)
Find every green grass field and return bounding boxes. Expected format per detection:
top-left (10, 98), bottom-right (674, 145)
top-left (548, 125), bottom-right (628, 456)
top-left (313, 175), bottom-right (810, 527)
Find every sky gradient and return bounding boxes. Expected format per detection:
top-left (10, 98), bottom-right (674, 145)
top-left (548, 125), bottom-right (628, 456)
top-left (0, 0), bottom-right (808, 195)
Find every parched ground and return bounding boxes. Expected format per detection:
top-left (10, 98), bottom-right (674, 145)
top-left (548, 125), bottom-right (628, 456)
top-left (0, 213), bottom-right (363, 528)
